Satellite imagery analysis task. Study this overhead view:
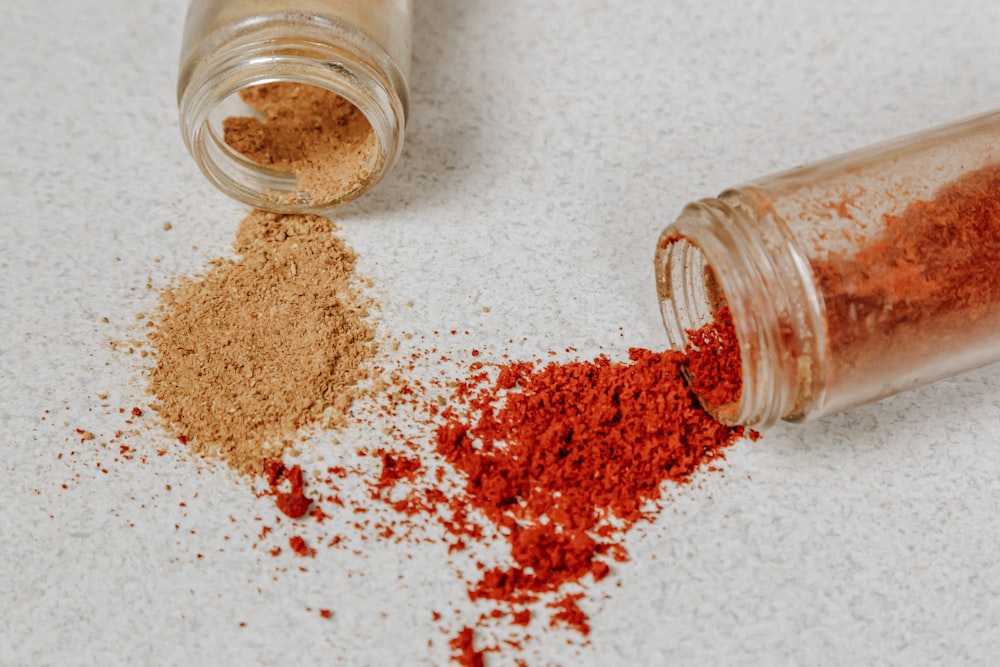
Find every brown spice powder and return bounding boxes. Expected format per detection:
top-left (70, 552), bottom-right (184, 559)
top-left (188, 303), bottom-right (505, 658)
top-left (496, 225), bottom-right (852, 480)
top-left (224, 82), bottom-right (377, 206)
top-left (148, 209), bottom-right (375, 473)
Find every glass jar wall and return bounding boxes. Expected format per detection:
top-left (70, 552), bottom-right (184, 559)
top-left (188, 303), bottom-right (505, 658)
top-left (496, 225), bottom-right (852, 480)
top-left (657, 110), bottom-right (1000, 427)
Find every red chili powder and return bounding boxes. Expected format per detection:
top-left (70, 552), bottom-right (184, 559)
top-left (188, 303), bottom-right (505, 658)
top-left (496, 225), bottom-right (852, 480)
top-left (289, 535), bottom-right (314, 557)
top-left (815, 163), bottom-right (1000, 398)
top-left (685, 306), bottom-right (742, 411)
top-left (548, 593), bottom-right (589, 635)
top-left (264, 461), bottom-right (312, 519)
top-left (376, 312), bottom-right (752, 655)
top-left (434, 345), bottom-right (751, 606)
top-left (449, 626), bottom-right (485, 667)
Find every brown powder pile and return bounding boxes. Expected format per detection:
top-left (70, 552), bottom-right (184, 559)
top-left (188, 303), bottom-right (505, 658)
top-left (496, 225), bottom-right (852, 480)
top-left (148, 209), bottom-right (375, 473)
top-left (224, 82), bottom-right (377, 206)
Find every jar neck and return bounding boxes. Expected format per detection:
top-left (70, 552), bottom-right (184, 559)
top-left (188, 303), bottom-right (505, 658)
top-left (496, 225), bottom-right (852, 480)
top-left (654, 189), bottom-right (827, 427)
top-left (178, 13), bottom-right (408, 213)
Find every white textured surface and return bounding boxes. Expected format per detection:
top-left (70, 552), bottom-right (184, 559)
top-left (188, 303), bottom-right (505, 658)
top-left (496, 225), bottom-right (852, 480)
top-left (3, 1), bottom-right (1000, 665)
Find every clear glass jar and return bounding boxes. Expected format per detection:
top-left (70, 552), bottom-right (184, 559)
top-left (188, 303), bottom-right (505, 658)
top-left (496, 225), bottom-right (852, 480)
top-left (178, 0), bottom-right (411, 212)
top-left (656, 110), bottom-right (1000, 428)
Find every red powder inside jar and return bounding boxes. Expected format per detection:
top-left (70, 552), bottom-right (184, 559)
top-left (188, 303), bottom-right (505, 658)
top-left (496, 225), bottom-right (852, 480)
top-left (685, 306), bottom-right (742, 412)
top-left (815, 163), bottom-right (1000, 399)
top-left (289, 535), bottom-right (315, 557)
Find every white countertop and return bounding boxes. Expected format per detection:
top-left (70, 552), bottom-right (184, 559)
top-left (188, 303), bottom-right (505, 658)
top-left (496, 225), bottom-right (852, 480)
top-left (3, 1), bottom-right (999, 665)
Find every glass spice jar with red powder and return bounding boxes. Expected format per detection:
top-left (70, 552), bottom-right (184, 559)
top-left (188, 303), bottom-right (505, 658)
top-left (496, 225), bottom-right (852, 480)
top-left (656, 110), bottom-right (1000, 427)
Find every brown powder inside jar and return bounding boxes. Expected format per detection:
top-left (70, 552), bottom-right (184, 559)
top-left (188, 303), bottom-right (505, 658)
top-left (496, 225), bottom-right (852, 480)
top-left (147, 209), bottom-right (375, 473)
top-left (223, 82), bottom-right (377, 207)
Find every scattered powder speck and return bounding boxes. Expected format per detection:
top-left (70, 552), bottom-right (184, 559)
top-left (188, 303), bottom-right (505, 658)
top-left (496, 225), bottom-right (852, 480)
top-left (449, 626), bottom-right (485, 667)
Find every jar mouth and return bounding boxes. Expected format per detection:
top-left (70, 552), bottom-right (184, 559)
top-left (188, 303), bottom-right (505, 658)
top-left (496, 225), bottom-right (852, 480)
top-left (656, 233), bottom-right (723, 351)
top-left (656, 232), bottom-right (748, 425)
top-left (655, 194), bottom-right (827, 428)
top-left (179, 15), bottom-right (408, 213)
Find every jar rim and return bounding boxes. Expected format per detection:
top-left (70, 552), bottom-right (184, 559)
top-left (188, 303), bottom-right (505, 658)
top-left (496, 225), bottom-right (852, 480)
top-left (178, 13), bottom-right (408, 213)
top-left (655, 193), bottom-right (828, 427)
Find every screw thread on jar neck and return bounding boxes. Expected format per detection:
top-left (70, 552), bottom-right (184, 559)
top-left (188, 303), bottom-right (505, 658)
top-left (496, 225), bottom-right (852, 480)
top-left (655, 190), bottom-right (827, 428)
top-left (178, 12), bottom-right (408, 213)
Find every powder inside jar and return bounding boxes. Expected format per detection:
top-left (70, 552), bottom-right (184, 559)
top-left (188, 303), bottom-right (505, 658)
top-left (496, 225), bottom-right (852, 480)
top-left (223, 82), bottom-right (377, 207)
top-left (147, 209), bottom-right (376, 473)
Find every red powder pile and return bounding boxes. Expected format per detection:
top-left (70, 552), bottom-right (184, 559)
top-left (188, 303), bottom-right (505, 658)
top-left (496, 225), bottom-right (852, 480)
top-left (374, 316), bottom-right (752, 663)
top-left (436, 348), bottom-right (749, 597)
top-left (110, 265), bottom-right (748, 665)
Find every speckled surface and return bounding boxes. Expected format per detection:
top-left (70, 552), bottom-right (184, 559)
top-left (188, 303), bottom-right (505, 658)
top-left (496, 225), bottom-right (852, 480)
top-left (3, 1), bottom-right (1000, 665)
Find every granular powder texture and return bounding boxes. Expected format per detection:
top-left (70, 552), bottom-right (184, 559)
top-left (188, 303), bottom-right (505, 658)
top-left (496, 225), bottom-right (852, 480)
top-left (148, 210), bottom-right (375, 473)
top-left (684, 306), bottom-right (742, 414)
top-left (434, 348), bottom-right (751, 604)
top-left (375, 335), bottom-right (754, 653)
top-left (224, 82), bottom-right (377, 206)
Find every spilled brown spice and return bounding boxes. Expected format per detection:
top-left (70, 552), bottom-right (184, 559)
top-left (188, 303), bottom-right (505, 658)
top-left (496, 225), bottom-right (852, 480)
top-left (147, 209), bottom-right (375, 473)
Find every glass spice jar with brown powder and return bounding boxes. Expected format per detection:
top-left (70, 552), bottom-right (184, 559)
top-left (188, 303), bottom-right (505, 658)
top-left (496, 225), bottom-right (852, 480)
top-left (656, 110), bottom-right (1000, 428)
top-left (177, 0), bottom-right (411, 211)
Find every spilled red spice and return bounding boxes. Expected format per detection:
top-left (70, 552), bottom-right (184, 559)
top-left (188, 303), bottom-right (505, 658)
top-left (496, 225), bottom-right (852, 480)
top-left (433, 346), bottom-right (750, 604)
top-left (289, 535), bottom-right (314, 557)
top-left (511, 609), bottom-right (531, 626)
top-left (377, 451), bottom-right (422, 487)
top-left (548, 593), bottom-right (590, 635)
top-left (372, 317), bottom-right (753, 657)
top-left (264, 461), bottom-right (312, 519)
top-left (449, 626), bottom-right (485, 667)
